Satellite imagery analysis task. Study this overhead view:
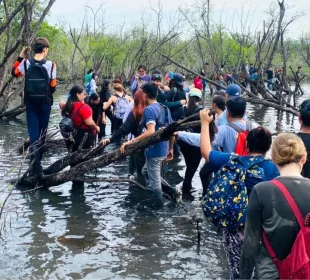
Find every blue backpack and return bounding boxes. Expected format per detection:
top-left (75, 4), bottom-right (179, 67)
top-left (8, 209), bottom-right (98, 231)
top-left (201, 154), bottom-right (266, 233)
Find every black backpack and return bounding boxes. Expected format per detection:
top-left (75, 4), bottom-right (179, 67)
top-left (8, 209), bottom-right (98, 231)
top-left (24, 59), bottom-right (51, 103)
top-left (59, 105), bottom-right (85, 140)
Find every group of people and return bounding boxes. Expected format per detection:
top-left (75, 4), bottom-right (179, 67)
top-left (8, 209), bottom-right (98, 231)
top-left (12, 36), bottom-right (310, 279)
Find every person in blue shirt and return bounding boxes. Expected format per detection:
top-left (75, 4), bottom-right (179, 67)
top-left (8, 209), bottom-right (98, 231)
top-left (178, 96), bottom-right (256, 152)
top-left (199, 109), bottom-right (279, 280)
top-left (177, 96), bottom-right (256, 195)
top-left (120, 82), bottom-right (174, 205)
top-left (217, 84), bottom-right (247, 126)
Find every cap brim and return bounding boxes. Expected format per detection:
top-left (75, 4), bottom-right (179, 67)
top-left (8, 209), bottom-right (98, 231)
top-left (189, 93), bottom-right (202, 99)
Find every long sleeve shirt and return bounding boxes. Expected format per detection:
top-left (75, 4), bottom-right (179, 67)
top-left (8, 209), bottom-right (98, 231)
top-left (240, 176), bottom-right (310, 279)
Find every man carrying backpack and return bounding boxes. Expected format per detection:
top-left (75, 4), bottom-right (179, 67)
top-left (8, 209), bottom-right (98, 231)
top-left (177, 96), bottom-right (257, 194)
top-left (120, 82), bottom-right (174, 206)
top-left (12, 38), bottom-right (57, 183)
top-left (199, 109), bottom-right (279, 280)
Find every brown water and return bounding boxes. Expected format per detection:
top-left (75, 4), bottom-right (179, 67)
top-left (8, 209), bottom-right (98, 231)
top-left (0, 88), bottom-right (309, 279)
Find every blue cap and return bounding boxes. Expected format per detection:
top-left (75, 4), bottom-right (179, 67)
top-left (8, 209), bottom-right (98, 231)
top-left (173, 73), bottom-right (185, 86)
top-left (226, 84), bottom-right (241, 97)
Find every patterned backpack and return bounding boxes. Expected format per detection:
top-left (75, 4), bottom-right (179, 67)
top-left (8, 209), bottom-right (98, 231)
top-left (201, 154), bottom-right (266, 232)
top-left (114, 94), bottom-right (129, 120)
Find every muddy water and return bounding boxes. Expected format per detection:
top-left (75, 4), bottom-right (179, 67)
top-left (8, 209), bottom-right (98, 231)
top-left (0, 88), bottom-right (309, 279)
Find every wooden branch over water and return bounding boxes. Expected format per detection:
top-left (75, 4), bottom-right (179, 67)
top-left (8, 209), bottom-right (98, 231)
top-left (158, 52), bottom-right (298, 116)
top-left (18, 120), bottom-right (201, 187)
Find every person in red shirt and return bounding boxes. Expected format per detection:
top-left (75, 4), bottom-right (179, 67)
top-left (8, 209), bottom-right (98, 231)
top-left (61, 85), bottom-right (100, 152)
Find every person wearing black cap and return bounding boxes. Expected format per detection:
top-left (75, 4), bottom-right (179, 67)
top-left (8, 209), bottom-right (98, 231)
top-left (151, 74), bottom-right (186, 109)
top-left (166, 73), bottom-right (187, 121)
top-left (298, 99), bottom-right (310, 179)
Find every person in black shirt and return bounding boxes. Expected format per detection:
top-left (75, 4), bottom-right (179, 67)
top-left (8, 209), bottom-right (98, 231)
top-left (151, 74), bottom-right (186, 109)
top-left (177, 88), bottom-right (203, 194)
top-left (266, 65), bottom-right (274, 90)
top-left (298, 99), bottom-right (310, 179)
top-left (240, 133), bottom-right (310, 279)
top-left (99, 80), bottom-right (114, 138)
top-left (85, 93), bottom-right (102, 124)
top-left (165, 73), bottom-right (186, 121)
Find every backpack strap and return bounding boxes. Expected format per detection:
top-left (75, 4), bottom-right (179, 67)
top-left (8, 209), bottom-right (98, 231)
top-left (50, 61), bottom-right (54, 79)
top-left (270, 179), bottom-right (305, 228)
top-left (228, 123), bottom-right (244, 133)
top-left (71, 104), bottom-right (85, 124)
top-left (24, 59), bottom-right (28, 76)
top-left (172, 87), bottom-right (177, 102)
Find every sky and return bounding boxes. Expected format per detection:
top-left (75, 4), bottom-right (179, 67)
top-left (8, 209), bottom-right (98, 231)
top-left (47, 0), bottom-right (310, 39)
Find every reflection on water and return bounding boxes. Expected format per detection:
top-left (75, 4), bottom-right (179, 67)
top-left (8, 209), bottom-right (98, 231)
top-left (0, 88), bottom-right (309, 279)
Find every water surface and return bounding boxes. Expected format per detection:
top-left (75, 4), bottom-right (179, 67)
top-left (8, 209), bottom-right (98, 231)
top-left (0, 87), bottom-right (309, 279)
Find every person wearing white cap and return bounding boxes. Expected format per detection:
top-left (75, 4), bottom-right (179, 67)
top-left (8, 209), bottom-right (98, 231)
top-left (178, 88), bottom-right (204, 194)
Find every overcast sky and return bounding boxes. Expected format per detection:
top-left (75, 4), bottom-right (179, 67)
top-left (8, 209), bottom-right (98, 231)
top-left (48, 0), bottom-right (310, 39)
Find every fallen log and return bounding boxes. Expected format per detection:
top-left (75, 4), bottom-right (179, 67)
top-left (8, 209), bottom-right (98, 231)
top-left (242, 96), bottom-right (298, 116)
top-left (0, 105), bottom-right (26, 119)
top-left (158, 52), bottom-right (298, 115)
top-left (18, 119), bottom-right (202, 187)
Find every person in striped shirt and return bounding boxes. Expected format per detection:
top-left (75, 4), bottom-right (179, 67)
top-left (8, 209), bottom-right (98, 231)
top-left (12, 37), bottom-right (57, 183)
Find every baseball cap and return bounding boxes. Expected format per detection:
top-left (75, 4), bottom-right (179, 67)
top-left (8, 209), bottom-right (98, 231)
top-left (226, 84), bottom-right (241, 97)
top-left (151, 74), bottom-right (162, 81)
top-left (299, 99), bottom-right (310, 114)
top-left (173, 73), bottom-right (185, 86)
top-left (189, 88), bottom-right (202, 99)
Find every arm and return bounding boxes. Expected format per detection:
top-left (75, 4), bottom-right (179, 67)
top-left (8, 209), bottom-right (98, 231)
top-left (12, 47), bottom-right (30, 77)
top-left (120, 122), bottom-right (155, 153)
top-left (199, 109), bottom-right (214, 161)
top-left (126, 95), bottom-right (133, 103)
top-left (177, 131), bottom-right (201, 147)
top-left (239, 188), bottom-right (263, 279)
top-left (50, 62), bottom-right (57, 92)
top-left (103, 96), bottom-right (115, 110)
top-left (166, 136), bottom-right (175, 161)
top-left (131, 123), bottom-right (155, 142)
top-left (84, 117), bottom-right (100, 133)
top-left (110, 113), bottom-right (135, 143)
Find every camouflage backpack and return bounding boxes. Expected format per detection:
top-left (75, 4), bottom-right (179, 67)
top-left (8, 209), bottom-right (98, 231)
top-left (201, 154), bottom-right (266, 232)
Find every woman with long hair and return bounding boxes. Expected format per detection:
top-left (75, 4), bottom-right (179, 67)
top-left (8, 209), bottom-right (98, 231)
top-left (61, 85), bottom-right (100, 152)
top-left (98, 79), bottom-right (113, 138)
top-left (177, 88), bottom-right (203, 194)
top-left (240, 133), bottom-right (310, 279)
top-left (103, 83), bottom-right (132, 135)
top-left (101, 89), bottom-right (146, 182)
